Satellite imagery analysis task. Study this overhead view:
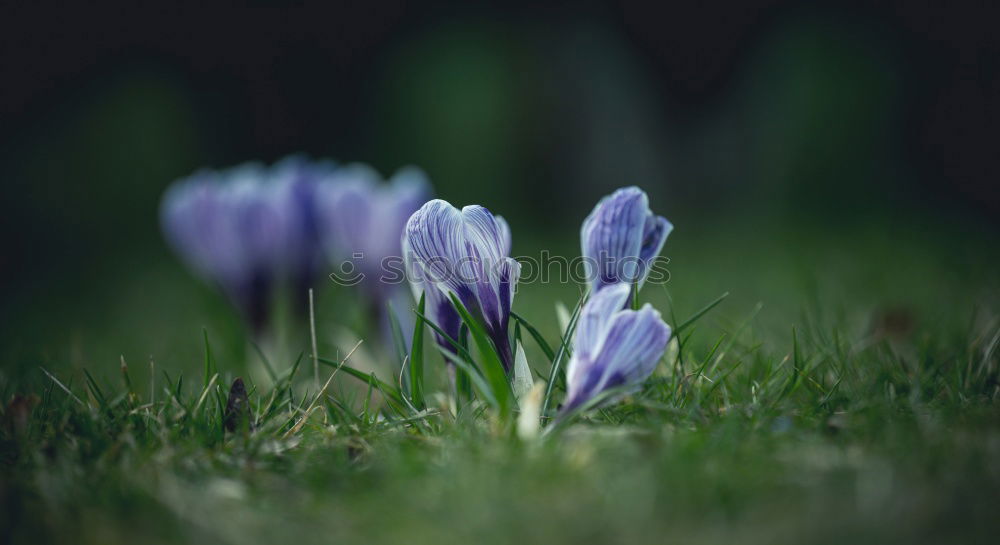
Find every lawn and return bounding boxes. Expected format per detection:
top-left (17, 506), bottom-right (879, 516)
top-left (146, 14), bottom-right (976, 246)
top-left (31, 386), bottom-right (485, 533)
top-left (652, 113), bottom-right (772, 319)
top-left (2, 217), bottom-right (998, 544)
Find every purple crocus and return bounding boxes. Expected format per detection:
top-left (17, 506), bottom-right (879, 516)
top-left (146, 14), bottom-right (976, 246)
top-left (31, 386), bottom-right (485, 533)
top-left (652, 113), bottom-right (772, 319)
top-left (403, 231), bottom-right (463, 356)
top-left (562, 282), bottom-right (671, 413)
top-left (581, 186), bottom-right (672, 293)
top-left (315, 165), bottom-right (432, 341)
top-left (316, 165), bottom-right (430, 296)
top-left (161, 163), bottom-right (292, 333)
top-left (403, 213), bottom-right (511, 360)
top-left (403, 199), bottom-right (520, 371)
top-left (270, 156), bottom-right (338, 312)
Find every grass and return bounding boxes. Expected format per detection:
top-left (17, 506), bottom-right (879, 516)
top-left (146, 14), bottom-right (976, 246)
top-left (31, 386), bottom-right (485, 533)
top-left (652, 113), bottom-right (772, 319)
top-left (1, 219), bottom-right (999, 544)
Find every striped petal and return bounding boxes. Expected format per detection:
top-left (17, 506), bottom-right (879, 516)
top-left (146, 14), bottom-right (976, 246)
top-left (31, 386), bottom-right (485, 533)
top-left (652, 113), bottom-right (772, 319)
top-left (495, 215), bottom-right (512, 256)
top-left (563, 285), bottom-right (670, 412)
top-left (581, 186), bottom-right (671, 293)
top-left (570, 283), bottom-right (632, 365)
top-left (403, 229), bottom-right (463, 353)
top-left (404, 199), bottom-right (519, 370)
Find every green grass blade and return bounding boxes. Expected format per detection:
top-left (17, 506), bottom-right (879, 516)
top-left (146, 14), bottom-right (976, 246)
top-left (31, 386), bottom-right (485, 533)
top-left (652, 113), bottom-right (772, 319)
top-left (409, 293), bottom-right (426, 409)
top-left (674, 292), bottom-right (730, 335)
top-left (414, 305), bottom-right (477, 404)
top-left (543, 384), bottom-right (633, 437)
top-left (542, 291), bottom-right (587, 418)
top-left (413, 309), bottom-right (475, 364)
top-left (279, 352), bottom-right (305, 387)
top-left (316, 356), bottom-right (405, 406)
top-left (457, 323), bottom-right (472, 402)
top-left (510, 311), bottom-right (556, 362)
top-left (249, 340), bottom-right (279, 384)
top-left (40, 367), bottom-right (85, 407)
top-left (436, 346), bottom-right (499, 409)
top-left (387, 300), bottom-right (409, 380)
top-left (202, 328), bottom-right (215, 389)
top-left (82, 368), bottom-right (107, 409)
top-left (448, 293), bottom-right (511, 418)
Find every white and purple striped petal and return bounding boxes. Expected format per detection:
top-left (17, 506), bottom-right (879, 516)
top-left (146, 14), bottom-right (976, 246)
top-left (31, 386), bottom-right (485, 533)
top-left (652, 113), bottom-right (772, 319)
top-left (403, 229), bottom-right (462, 354)
top-left (563, 283), bottom-right (671, 412)
top-left (403, 199), bottom-right (520, 370)
top-left (581, 186), bottom-right (672, 293)
top-left (495, 215), bottom-right (512, 256)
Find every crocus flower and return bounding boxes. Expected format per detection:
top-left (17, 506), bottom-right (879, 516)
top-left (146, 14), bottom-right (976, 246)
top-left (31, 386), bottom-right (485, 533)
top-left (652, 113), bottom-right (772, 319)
top-left (315, 165), bottom-right (432, 343)
top-left (581, 186), bottom-right (672, 293)
top-left (316, 165), bottom-right (430, 297)
top-left (402, 227), bottom-right (461, 360)
top-left (161, 163), bottom-right (292, 333)
top-left (403, 213), bottom-right (511, 360)
top-left (403, 200), bottom-right (520, 371)
top-left (270, 156), bottom-right (338, 312)
top-left (562, 282), bottom-right (670, 413)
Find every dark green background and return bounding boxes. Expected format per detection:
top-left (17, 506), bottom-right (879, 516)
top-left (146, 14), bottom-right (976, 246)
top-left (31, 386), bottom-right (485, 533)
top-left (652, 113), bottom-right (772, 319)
top-left (1, 1), bottom-right (997, 381)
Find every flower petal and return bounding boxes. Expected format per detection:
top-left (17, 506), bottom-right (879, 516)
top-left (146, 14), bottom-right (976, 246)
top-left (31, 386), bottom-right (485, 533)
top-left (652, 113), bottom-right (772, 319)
top-left (572, 283), bottom-right (631, 363)
top-left (404, 200), bottom-right (473, 304)
top-left (402, 216), bottom-right (463, 352)
top-left (563, 293), bottom-right (670, 411)
top-left (591, 304), bottom-right (671, 389)
top-left (580, 187), bottom-right (648, 291)
top-left (637, 214), bottom-right (672, 289)
top-left (495, 215), bottom-right (512, 256)
top-left (403, 199), bottom-right (517, 368)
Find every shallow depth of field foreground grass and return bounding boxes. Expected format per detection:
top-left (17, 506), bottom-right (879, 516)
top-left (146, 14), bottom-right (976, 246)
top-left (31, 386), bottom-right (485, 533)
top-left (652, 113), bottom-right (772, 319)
top-left (2, 222), bottom-right (999, 545)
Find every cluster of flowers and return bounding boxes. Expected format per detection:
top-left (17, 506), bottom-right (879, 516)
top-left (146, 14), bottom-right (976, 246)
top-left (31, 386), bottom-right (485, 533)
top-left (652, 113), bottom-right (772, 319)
top-left (160, 156), bottom-right (430, 335)
top-left (162, 155), bottom-right (673, 414)
top-left (403, 187), bottom-right (673, 412)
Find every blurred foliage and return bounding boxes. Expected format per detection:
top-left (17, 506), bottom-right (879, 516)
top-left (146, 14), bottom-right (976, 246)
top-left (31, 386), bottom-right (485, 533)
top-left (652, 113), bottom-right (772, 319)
top-left (0, 7), bottom-right (996, 390)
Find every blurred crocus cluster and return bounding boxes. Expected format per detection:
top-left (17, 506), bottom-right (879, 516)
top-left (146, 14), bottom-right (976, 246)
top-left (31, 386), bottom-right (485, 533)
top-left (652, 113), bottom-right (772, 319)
top-left (316, 164), bottom-right (431, 338)
top-left (160, 156), bottom-right (430, 338)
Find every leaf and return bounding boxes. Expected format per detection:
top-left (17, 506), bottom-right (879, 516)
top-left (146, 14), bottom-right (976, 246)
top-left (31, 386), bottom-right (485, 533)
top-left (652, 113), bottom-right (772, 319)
top-left (316, 356), bottom-right (405, 406)
top-left (413, 305), bottom-right (477, 404)
top-left (436, 346), bottom-right (498, 409)
top-left (40, 367), bottom-right (85, 407)
top-left (457, 323), bottom-right (472, 403)
top-left (82, 369), bottom-right (107, 409)
top-left (542, 385), bottom-right (634, 437)
top-left (544, 383), bottom-right (637, 436)
top-left (517, 382), bottom-right (545, 440)
top-left (386, 300), bottom-right (409, 388)
top-left (510, 312), bottom-right (556, 362)
top-left (555, 301), bottom-right (571, 334)
top-left (542, 291), bottom-right (588, 418)
top-left (409, 293), bottom-right (426, 409)
top-left (413, 309), bottom-right (474, 363)
top-left (675, 292), bottom-right (729, 335)
top-left (512, 341), bottom-right (534, 400)
top-left (202, 328), bottom-right (215, 389)
top-left (448, 293), bottom-right (512, 418)
top-left (249, 340), bottom-right (279, 384)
